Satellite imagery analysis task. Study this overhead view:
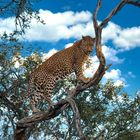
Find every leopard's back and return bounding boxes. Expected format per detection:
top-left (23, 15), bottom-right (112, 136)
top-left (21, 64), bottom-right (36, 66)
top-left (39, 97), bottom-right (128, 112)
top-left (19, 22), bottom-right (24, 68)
top-left (34, 45), bottom-right (76, 78)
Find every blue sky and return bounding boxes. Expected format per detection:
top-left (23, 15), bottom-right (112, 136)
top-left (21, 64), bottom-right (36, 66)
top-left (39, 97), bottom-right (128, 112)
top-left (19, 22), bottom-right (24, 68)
top-left (0, 0), bottom-right (140, 96)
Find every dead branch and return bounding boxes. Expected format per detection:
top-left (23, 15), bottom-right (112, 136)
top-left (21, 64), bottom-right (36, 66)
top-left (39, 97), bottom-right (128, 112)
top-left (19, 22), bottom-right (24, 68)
top-left (0, 91), bottom-right (21, 116)
top-left (66, 97), bottom-right (86, 140)
top-left (100, 0), bottom-right (140, 29)
top-left (93, 0), bottom-right (102, 32)
top-left (100, 0), bottom-right (127, 29)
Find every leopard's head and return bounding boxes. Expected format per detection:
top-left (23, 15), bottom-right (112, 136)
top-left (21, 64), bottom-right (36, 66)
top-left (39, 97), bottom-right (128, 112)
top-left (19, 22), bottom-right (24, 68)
top-left (81, 35), bottom-right (95, 54)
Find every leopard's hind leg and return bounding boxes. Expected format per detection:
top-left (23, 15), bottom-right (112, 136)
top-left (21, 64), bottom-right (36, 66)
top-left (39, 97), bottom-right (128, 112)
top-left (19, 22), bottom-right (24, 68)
top-left (28, 76), bottom-right (45, 113)
top-left (29, 85), bottom-right (44, 113)
top-left (29, 74), bottom-right (56, 113)
top-left (43, 75), bottom-right (57, 109)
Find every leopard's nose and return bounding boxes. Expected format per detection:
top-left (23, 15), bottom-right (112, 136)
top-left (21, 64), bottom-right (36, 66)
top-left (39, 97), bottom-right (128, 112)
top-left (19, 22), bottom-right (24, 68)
top-left (88, 46), bottom-right (93, 52)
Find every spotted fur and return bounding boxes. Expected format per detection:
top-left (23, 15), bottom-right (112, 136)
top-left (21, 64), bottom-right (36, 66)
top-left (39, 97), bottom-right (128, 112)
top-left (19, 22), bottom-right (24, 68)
top-left (28, 36), bottom-right (95, 113)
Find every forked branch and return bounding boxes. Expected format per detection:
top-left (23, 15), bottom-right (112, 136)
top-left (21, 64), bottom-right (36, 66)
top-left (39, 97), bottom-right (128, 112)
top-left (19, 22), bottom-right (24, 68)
top-left (100, 0), bottom-right (127, 29)
top-left (99, 0), bottom-right (140, 29)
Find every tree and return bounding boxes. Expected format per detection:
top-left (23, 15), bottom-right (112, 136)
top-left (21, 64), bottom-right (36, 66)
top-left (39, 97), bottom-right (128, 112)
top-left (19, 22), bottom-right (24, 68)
top-left (0, 0), bottom-right (44, 33)
top-left (0, 0), bottom-right (140, 140)
top-left (0, 32), bottom-right (43, 139)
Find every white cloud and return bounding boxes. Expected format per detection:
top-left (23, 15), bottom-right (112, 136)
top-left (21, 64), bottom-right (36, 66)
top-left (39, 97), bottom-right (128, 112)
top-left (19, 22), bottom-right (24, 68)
top-left (104, 69), bottom-right (122, 79)
top-left (0, 10), bottom-right (94, 41)
top-left (39, 10), bottom-right (92, 26)
top-left (64, 43), bottom-right (73, 48)
top-left (113, 26), bottom-right (140, 50)
top-left (24, 10), bottom-right (94, 42)
top-left (41, 48), bottom-right (58, 61)
top-left (102, 45), bottom-right (124, 64)
top-left (1, 10), bottom-right (140, 51)
top-left (128, 71), bottom-right (135, 78)
top-left (102, 22), bottom-right (121, 43)
top-left (103, 69), bottom-right (126, 87)
top-left (24, 16), bottom-right (140, 49)
top-left (0, 17), bottom-right (15, 34)
top-left (102, 22), bottom-right (140, 50)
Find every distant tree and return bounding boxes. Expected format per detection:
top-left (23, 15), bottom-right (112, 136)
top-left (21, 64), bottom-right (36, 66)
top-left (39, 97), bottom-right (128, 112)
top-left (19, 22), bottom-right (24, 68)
top-left (0, 0), bottom-right (45, 33)
top-left (0, 32), bottom-right (43, 139)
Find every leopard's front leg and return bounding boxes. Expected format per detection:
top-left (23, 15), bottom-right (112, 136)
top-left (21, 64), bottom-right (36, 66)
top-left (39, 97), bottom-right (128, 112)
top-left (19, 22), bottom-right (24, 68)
top-left (74, 63), bottom-right (91, 83)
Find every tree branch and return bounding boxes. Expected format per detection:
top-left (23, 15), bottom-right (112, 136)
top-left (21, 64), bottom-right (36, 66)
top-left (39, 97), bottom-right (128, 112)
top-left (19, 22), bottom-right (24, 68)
top-left (66, 97), bottom-right (86, 140)
top-left (127, 0), bottom-right (140, 8)
top-left (100, 0), bottom-right (127, 29)
top-left (0, 91), bottom-right (21, 116)
top-left (16, 0), bottom-right (27, 18)
top-left (94, 130), bottom-right (105, 140)
top-left (0, 0), bottom-right (14, 13)
top-left (99, 0), bottom-right (140, 29)
top-left (93, 0), bottom-right (102, 33)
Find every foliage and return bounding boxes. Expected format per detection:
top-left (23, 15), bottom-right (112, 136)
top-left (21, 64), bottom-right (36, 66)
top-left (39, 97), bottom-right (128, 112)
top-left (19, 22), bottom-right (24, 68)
top-left (0, 32), bottom-right (42, 139)
top-left (0, 33), bottom-right (140, 140)
top-left (0, 0), bottom-right (45, 34)
top-left (0, 35), bottom-right (138, 139)
top-left (60, 80), bottom-right (140, 140)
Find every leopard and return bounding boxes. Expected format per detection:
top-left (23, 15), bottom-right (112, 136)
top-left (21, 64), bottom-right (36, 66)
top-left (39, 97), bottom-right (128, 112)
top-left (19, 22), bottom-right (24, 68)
top-left (28, 35), bottom-right (95, 113)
